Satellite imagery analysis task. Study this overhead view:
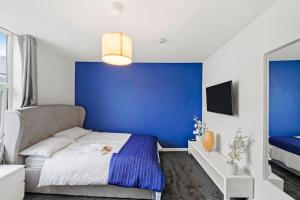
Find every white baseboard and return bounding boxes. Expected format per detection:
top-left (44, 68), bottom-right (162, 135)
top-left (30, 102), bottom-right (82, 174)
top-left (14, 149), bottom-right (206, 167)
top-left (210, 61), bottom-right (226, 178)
top-left (159, 148), bottom-right (188, 152)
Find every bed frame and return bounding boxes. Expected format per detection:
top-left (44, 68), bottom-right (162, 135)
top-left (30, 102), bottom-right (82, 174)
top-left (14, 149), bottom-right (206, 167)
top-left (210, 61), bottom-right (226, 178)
top-left (3, 105), bottom-right (157, 199)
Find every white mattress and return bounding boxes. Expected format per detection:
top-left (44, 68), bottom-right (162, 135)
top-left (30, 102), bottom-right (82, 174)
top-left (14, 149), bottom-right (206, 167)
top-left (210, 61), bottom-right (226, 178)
top-left (25, 156), bottom-right (47, 168)
top-left (270, 145), bottom-right (300, 172)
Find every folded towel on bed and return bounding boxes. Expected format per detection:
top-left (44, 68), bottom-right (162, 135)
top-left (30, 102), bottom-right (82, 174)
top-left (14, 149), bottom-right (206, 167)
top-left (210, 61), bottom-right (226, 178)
top-left (108, 134), bottom-right (165, 192)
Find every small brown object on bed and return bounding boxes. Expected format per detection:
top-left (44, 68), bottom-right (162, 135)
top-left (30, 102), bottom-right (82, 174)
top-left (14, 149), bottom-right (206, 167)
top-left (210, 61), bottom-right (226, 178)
top-left (102, 146), bottom-right (113, 155)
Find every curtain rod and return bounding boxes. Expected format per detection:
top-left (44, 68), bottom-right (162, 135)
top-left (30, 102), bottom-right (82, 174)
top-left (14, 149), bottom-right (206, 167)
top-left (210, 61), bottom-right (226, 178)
top-left (0, 26), bottom-right (18, 36)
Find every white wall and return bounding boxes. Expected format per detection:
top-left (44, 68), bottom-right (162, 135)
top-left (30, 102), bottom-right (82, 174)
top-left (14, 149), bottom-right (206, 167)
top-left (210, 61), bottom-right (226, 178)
top-left (202, 0), bottom-right (300, 199)
top-left (12, 39), bottom-right (74, 107)
top-left (36, 40), bottom-right (74, 105)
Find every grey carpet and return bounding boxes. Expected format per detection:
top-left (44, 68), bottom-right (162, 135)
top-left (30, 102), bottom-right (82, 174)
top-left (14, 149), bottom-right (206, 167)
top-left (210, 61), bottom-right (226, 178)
top-left (270, 161), bottom-right (300, 200)
top-left (25, 152), bottom-right (223, 200)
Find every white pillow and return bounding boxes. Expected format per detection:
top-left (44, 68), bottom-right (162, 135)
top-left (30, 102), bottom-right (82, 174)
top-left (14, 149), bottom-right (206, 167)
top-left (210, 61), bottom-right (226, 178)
top-left (20, 137), bottom-right (74, 158)
top-left (54, 127), bottom-right (90, 139)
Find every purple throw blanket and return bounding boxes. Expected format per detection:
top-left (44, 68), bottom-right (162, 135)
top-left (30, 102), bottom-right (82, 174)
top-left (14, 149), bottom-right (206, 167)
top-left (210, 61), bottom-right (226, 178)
top-left (108, 134), bottom-right (165, 192)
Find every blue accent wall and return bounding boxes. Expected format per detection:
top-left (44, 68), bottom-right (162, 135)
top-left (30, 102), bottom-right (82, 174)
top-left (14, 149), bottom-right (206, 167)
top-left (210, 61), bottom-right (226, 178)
top-left (75, 62), bottom-right (202, 148)
top-left (269, 60), bottom-right (300, 137)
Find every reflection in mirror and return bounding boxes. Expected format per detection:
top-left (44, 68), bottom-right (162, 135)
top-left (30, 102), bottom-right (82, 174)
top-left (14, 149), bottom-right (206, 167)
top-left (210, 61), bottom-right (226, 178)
top-left (267, 39), bottom-right (300, 200)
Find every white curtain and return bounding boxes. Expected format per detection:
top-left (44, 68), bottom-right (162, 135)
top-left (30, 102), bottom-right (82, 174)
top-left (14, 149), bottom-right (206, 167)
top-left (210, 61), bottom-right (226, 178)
top-left (19, 34), bottom-right (38, 107)
top-left (0, 89), bottom-right (7, 163)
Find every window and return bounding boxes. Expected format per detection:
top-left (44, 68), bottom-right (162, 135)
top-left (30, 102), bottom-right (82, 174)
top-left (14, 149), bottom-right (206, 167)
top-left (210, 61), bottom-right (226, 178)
top-left (0, 29), bottom-right (12, 133)
top-left (0, 29), bottom-right (12, 162)
top-left (0, 32), bottom-right (7, 84)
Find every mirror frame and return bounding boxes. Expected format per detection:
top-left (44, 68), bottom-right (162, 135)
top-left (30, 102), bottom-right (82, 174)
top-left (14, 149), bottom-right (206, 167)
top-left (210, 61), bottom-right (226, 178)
top-left (263, 38), bottom-right (300, 180)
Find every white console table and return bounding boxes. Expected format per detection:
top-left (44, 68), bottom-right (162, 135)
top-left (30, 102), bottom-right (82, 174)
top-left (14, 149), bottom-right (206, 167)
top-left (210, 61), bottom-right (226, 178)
top-left (188, 141), bottom-right (253, 200)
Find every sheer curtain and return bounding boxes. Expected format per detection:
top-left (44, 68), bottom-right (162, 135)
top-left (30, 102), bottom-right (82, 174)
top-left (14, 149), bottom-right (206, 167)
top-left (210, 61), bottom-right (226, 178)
top-left (19, 34), bottom-right (38, 107)
top-left (0, 31), bottom-right (10, 163)
top-left (0, 89), bottom-right (7, 163)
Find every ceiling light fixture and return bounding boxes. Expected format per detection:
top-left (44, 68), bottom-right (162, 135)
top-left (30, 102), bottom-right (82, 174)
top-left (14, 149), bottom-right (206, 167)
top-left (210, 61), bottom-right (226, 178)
top-left (101, 2), bottom-right (132, 66)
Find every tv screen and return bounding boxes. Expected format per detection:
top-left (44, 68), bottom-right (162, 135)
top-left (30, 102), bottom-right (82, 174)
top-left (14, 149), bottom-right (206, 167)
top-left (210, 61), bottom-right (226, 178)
top-left (206, 81), bottom-right (233, 115)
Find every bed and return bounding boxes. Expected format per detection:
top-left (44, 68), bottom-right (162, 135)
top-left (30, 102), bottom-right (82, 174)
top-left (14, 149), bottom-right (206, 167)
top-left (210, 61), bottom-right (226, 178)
top-left (3, 105), bottom-right (163, 199)
top-left (269, 136), bottom-right (300, 176)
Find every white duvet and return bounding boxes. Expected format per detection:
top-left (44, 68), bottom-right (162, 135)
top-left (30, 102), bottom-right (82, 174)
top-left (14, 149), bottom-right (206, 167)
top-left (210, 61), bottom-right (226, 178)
top-left (38, 132), bottom-right (130, 187)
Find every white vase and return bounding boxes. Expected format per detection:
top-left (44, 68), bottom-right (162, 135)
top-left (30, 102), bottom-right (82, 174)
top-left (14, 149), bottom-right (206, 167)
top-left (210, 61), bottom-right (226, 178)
top-left (196, 135), bottom-right (202, 142)
top-left (228, 162), bottom-right (238, 175)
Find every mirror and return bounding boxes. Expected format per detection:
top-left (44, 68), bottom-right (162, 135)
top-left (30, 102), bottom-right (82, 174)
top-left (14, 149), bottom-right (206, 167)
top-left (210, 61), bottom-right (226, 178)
top-left (266, 39), bottom-right (300, 199)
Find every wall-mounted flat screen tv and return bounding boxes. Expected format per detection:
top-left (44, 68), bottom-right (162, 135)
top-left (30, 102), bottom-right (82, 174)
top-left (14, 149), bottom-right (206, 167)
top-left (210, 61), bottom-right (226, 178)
top-left (206, 81), bottom-right (233, 115)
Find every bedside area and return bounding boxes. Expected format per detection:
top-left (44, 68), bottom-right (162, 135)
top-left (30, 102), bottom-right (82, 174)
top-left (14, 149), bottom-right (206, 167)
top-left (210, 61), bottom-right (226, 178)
top-left (0, 165), bottom-right (25, 200)
top-left (188, 140), bottom-right (254, 200)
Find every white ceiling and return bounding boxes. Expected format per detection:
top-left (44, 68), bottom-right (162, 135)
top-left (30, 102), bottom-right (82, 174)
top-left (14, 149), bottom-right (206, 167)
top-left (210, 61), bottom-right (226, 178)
top-left (269, 40), bottom-right (300, 61)
top-left (0, 0), bottom-right (277, 62)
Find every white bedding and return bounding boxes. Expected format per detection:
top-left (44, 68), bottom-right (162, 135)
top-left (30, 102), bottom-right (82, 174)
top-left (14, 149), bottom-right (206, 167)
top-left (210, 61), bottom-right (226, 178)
top-left (54, 127), bottom-right (91, 139)
top-left (38, 132), bottom-right (131, 187)
top-left (20, 136), bottom-right (75, 158)
top-left (270, 145), bottom-right (300, 172)
top-left (25, 156), bottom-right (47, 168)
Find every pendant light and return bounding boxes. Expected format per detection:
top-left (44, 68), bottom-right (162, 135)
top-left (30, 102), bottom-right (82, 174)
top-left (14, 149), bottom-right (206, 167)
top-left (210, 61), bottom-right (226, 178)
top-left (102, 2), bottom-right (132, 66)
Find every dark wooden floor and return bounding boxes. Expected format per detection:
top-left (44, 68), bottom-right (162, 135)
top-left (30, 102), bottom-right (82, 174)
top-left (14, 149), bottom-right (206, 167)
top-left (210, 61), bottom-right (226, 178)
top-left (25, 152), bottom-right (223, 200)
top-left (270, 161), bottom-right (300, 200)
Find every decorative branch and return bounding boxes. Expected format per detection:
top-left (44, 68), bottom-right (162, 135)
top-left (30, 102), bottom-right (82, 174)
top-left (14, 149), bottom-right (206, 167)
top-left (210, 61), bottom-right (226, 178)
top-left (193, 115), bottom-right (208, 136)
top-left (227, 128), bottom-right (248, 164)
